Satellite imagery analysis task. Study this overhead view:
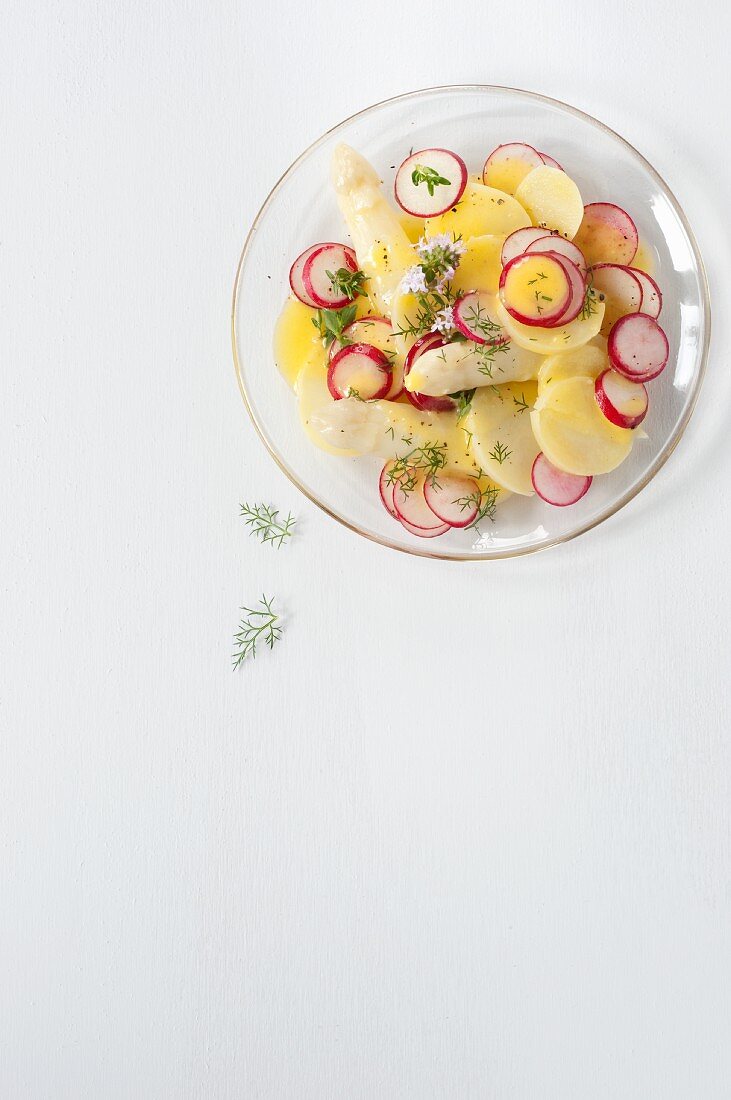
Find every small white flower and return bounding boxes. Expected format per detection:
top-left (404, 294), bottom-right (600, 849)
top-left (417, 233), bottom-right (451, 255)
top-left (430, 306), bottom-right (455, 335)
top-left (435, 265), bottom-right (455, 292)
top-left (400, 265), bottom-right (428, 295)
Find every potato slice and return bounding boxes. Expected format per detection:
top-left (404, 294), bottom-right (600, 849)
top-left (530, 376), bottom-right (633, 476)
top-left (425, 180), bottom-right (531, 241)
top-left (331, 143), bottom-right (416, 313)
top-left (273, 297), bottom-right (321, 390)
top-left (405, 336), bottom-right (541, 396)
top-left (537, 344), bottom-right (608, 395)
top-left (465, 382), bottom-right (540, 495)
top-left (514, 166), bottom-right (584, 239)
top-left (496, 297), bottom-right (605, 354)
top-left (450, 234), bottom-right (505, 296)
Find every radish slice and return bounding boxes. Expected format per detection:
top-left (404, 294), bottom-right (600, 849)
top-left (404, 334), bottom-right (457, 412)
top-left (528, 235), bottom-right (588, 278)
top-left (303, 243), bottom-right (358, 309)
top-left (573, 202), bottom-right (638, 266)
top-left (531, 452), bottom-right (592, 506)
top-left (379, 460), bottom-right (399, 519)
top-left (539, 152), bottom-right (564, 171)
top-left (394, 148), bottom-right (468, 218)
top-left (399, 515), bottom-right (450, 538)
top-left (590, 263), bottom-right (643, 332)
top-left (525, 250), bottom-right (586, 327)
top-left (499, 252), bottom-right (572, 326)
top-left (327, 343), bottom-right (392, 400)
top-left (329, 316), bottom-right (392, 361)
top-left (393, 473), bottom-right (451, 531)
top-left (595, 368), bottom-right (648, 428)
top-left (607, 313), bottom-right (669, 382)
top-left (501, 227), bottom-right (547, 267)
top-left (385, 357), bottom-right (405, 400)
top-left (453, 291), bottom-right (510, 346)
top-left (482, 142), bottom-right (545, 195)
top-left (630, 268), bottom-right (662, 318)
top-left (289, 244), bottom-right (329, 308)
top-left (423, 473), bottom-right (480, 528)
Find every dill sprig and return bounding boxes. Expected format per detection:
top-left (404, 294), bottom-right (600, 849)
top-left (475, 338), bottom-right (510, 378)
top-left (580, 271), bottom-right (599, 321)
top-left (232, 595), bottom-right (282, 669)
top-left (240, 503), bottom-right (295, 549)
top-left (456, 484), bottom-right (500, 529)
top-left (326, 267), bottom-right (367, 301)
top-left (488, 439), bottom-right (512, 465)
top-left (512, 392), bottom-right (530, 414)
top-left (461, 300), bottom-right (504, 342)
top-left (386, 441), bottom-right (448, 494)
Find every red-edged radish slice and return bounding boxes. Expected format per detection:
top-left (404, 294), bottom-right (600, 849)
top-left (327, 343), bottom-right (392, 400)
top-left (399, 515), bottom-right (450, 538)
top-left (501, 227), bottom-right (547, 267)
top-left (394, 149), bottom-right (468, 218)
top-left (573, 203), bottom-right (638, 267)
top-left (528, 235), bottom-right (588, 278)
top-left (393, 473), bottom-right (451, 531)
top-left (525, 250), bottom-right (586, 327)
top-left (303, 243), bottom-right (358, 309)
top-left (539, 152), bottom-right (564, 171)
top-left (595, 369), bottom-right (649, 428)
top-left (531, 453), bottom-right (592, 506)
top-left (482, 142), bottom-right (544, 195)
top-left (453, 291), bottom-right (510, 346)
top-left (423, 473), bottom-right (480, 528)
top-left (379, 460), bottom-right (399, 519)
top-left (630, 268), bottom-right (662, 318)
top-left (404, 334), bottom-right (457, 412)
top-left (289, 244), bottom-right (328, 308)
top-left (329, 317), bottom-right (403, 396)
top-left (607, 314), bottom-right (669, 382)
top-left (499, 252), bottom-right (572, 327)
top-left (590, 263), bottom-right (643, 332)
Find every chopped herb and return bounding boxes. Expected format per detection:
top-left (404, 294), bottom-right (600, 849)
top-left (512, 392), bottom-right (530, 414)
top-left (411, 163), bottom-right (451, 196)
top-left (326, 267), bottom-right (367, 301)
top-left (455, 484), bottom-right (500, 529)
top-left (311, 303), bottom-right (357, 346)
top-left (454, 388), bottom-right (476, 423)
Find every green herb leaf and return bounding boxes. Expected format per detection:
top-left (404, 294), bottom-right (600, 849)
top-left (232, 595), bottom-right (282, 669)
top-left (240, 503), bottom-right (296, 549)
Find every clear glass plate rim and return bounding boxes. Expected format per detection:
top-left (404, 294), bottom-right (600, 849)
top-left (231, 83), bottom-right (712, 562)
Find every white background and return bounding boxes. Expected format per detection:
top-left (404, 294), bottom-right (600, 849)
top-left (2, 1), bottom-right (730, 1097)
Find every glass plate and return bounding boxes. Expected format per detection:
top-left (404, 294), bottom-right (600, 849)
top-left (232, 85), bottom-right (710, 560)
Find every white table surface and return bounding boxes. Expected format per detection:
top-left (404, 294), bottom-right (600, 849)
top-left (2, 1), bottom-right (730, 1096)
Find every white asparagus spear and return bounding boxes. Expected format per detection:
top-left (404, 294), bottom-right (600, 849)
top-left (404, 339), bottom-right (542, 396)
top-left (330, 143), bottom-right (416, 313)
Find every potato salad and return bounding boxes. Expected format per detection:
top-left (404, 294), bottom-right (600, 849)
top-left (274, 140), bottom-right (668, 538)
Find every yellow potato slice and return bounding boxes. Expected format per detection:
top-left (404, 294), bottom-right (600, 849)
top-left (514, 166), bottom-right (584, 239)
top-left (537, 344), bottom-right (608, 395)
top-left (465, 382), bottom-right (540, 495)
top-left (398, 210), bottom-right (426, 244)
top-left (425, 180), bottom-right (531, 241)
top-left (530, 376), bottom-right (633, 476)
top-left (273, 297), bottom-right (322, 390)
top-left (496, 297), bottom-right (605, 354)
top-left (450, 234), bottom-right (505, 296)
